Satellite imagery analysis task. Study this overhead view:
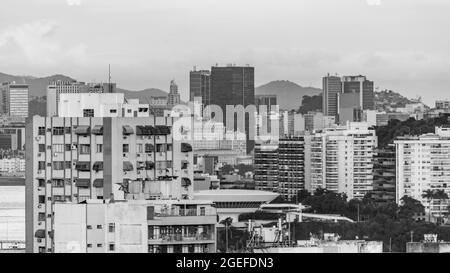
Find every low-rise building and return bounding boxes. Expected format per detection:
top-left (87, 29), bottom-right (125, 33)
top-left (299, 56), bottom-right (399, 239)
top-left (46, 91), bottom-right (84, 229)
top-left (53, 199), bottom-right (217, 253)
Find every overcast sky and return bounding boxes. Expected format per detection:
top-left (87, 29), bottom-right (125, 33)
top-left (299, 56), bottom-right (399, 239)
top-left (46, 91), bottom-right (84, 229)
top-left (0, 0), bottom-right (449, 104)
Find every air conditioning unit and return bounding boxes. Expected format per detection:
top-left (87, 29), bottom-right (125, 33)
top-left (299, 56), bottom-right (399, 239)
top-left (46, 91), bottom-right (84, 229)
top-left (72, 145), bottom-right (77, 150)
top-left (35, 136), bottom-right (41, 141)
top-left (38, 204), bottom-right (42, 209)
top-left (137, 171), bottom-right (141, 174)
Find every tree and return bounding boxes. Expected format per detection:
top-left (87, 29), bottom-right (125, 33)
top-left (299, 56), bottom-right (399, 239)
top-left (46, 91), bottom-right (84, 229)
top-left (399, 196), bottom-right (425, 220)
top-left (433, 190), bottom-right (449, 224)
top-left (297, 189), bottom-right (311, 203)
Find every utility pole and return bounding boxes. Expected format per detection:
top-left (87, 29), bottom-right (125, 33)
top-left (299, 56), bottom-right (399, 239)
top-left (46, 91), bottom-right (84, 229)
top-left (389, 237), bottom-right (392, 253)
top-left (357, 203), bottom-right (360, 222)
top-left (225, 221), bottom-right (228, 253)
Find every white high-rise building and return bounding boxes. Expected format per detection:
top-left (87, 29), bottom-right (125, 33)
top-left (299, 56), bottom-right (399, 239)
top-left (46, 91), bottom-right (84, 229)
top-left (395, 127), bottom-right (450, 218)
top-left (304, 122), bottom-right (377, 199)
top-left (58, 93), bottom-right (150, 118)
top-left (26, 116), bottom-right (194, 253)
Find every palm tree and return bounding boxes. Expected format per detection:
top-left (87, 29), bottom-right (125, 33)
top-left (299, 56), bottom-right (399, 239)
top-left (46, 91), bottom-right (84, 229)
top-left (422, 189), bottom-right (435, 222)
top-left (433, 189), bottom-right (449, 224)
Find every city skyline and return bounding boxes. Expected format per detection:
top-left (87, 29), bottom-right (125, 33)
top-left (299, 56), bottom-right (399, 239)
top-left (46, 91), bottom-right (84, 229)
top-left (1, 0), bottom-right (450, 104)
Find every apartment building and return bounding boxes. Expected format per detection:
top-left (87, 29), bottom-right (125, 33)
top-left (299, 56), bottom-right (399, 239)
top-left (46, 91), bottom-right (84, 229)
top-left (304, 122), bottom-right (377, 199)
top-left (25, 116), bottom-right (194, 253)
top-left (1, 82), bottom-right (29, 118)
top-left (53, 199), bottom-right (216, 253)
top-left (254, 142), bottom-right (278, 193)
top-left (278, 137), bottom-right (305, 201)
top-left (395, 127), bottom-right (450, 218)
top-left (0, 158), bottom-right (26, 173)
top-left (371, 146), bottom-right (396, 203)
top-left (58, 93), bottom-right (150, 118)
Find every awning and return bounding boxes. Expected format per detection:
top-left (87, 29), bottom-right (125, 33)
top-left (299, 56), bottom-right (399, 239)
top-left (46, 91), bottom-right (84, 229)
top-left (123, 125), bottom-right (134, 135)
top-left (145, 144), bottom-right (154, 153)
top-left (93, 179), bottom-right (104, 188)
top-left (145, 161), bottom-right (155, 170)
top-left (93, 162), bottom-right (103, 171)
top-left (35, 229), bottom-right (46, 238)
top-left (91, 125), bottom-right (103, 135)
top-left (74, 125), bottom-right (90, 135)
top-left (136, 126), bottom-right (156, 135)
top-left (181, 143), bottom-right (193, 153)
top-left (75, 179), bottom-right (90, 188)
top-left (181, 178), bottom-right (192, 187)
top-left (123, 161), bottom-right (134, 171)
top-left (155, 125), bottom-right (171, 135)
top-left (75, 162), bottom-right (91, 171)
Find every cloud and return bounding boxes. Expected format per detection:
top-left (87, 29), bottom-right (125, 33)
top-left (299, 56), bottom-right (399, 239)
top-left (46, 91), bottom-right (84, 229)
top-left (0, 20), bottom-right (88, 69)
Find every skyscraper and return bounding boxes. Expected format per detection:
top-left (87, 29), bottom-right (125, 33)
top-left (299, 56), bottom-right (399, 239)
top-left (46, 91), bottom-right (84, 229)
top-left (167, 80), bottom-right (181, 108)
top-left (189, 68), bottom-right (211, 107)
top-left (1, 82), bottom-right (29, 118)
top-left (254, 142), bottom-right (279, 193)
top-left (210, 65), bottom-right (255, 154)
top-left (342, 75), bottom-right (374, 111)
top-left (322, 74), bottom-right (342, 119)
top-left (278, 137), bottom-right (305, 201)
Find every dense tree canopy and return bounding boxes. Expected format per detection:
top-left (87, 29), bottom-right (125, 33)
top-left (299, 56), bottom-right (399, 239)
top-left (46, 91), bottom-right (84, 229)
top-left (376, 116), bottom-right (450, 148)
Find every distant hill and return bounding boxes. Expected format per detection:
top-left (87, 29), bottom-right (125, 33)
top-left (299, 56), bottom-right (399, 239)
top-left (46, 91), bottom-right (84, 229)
top-left (117, 88), bottom-right (168, 103)
top-left (374, 89), bottom-right (424, 112)
top-left (0, 72), bottom-right (75, 98)
top-left (256, 80), bottom-right (321, 111)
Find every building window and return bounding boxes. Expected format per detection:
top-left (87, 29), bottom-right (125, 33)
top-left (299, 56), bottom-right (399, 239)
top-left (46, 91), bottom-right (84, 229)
top-left (80, 144), bottom-right (91, 154)
top-left (38, 195), bottom-right (45, 204)
top-left (52, 162), bottom-right (65, 170)
top-left (137, 144), bottom-right (143, 153)
top-left (65, 144), bottom-right (71, 151)
top-left (52, 127), bottom-right (65, 135)
top-left (87, 225), bottom-right (92, 230)
top-left (51, 179), bottom-right (64, 188)
top-left (97, 244), bottom-right (103, 247)
top-left (87, 244), bottom-right (92, 248)
top-left (38, 213), bottom-right (46, 221)
top-left (109, 244), bottom-right (115, 251)
top-left (65, 127), bottom-right (71, 134)
top-left (97, 225), bottom-right (102, 229)
top-left (65, 161), bottom-right (71, 169)
top-left (83, 109), bottom-right (95, 117)
top-left (38, 247), bottom-right (45, 253)
top-left (38, 161), bottom-right (45, 170)
top-left (123, 144), bottom-right (129, 153)
top-left (52, 144), bottom-right (65, 153)
top-left (38, 144), bottom-right (45, 153)
top-left (38, 127), bottom-right (45, 135)
top-left (110, 109), bottom-right (117, 114)
top-left (96, 144), bottom-right (103, 153)
top-left (108, 223), bottom-right (115, 233)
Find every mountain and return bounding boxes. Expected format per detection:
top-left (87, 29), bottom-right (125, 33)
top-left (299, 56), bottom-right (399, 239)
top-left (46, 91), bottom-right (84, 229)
top-left (0, 72), bottom-right (75, 98)
top-left (256, 80), bottom-right (321, 111)
top-left (374, 89), bottom-right (424, 112)
top-left (117, 88), bottom-right (168, 103)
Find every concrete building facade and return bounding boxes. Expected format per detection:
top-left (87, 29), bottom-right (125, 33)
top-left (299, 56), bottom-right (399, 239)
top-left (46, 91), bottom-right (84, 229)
top-left (26, 116), bottom-right (194, 253)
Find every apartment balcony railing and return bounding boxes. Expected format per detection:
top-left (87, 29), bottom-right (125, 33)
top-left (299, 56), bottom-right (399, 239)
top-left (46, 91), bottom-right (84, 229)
top-left (156, 208), bottom-right (216, 217)
top-left (149, 233), bottom-right (215, 242)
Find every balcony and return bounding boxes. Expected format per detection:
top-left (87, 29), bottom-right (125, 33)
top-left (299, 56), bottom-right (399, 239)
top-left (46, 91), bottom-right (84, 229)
top-left (148, 232), bottom-right (215, 244)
